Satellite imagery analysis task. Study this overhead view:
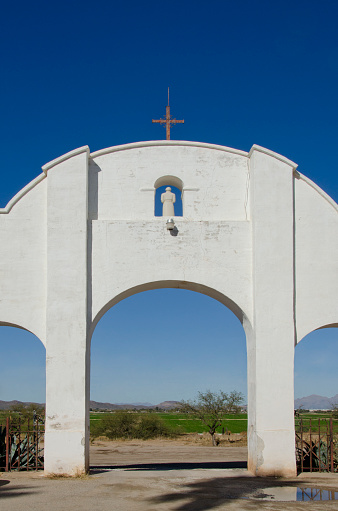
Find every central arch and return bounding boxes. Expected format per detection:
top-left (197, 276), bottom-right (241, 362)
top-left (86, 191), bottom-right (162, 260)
top-left (89, 280), bottom-right (252, 468)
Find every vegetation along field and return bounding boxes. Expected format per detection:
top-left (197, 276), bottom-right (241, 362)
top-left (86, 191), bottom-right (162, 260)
top-left (89, 412), bottom-right (247, 438)
top-left (1, 409), bottom-right (338, 438)
top-left (89, 411), bottom-right (338, 439)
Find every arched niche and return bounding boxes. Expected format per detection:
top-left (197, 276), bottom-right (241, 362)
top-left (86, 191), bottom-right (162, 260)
top-left (154, 176), bottom-right (183, 217)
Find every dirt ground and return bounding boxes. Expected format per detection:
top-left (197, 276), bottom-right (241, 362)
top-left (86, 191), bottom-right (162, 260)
top-left (90, 436), bottom-right (248, 468)
top-left (1, 440), bottom-right (338, 511)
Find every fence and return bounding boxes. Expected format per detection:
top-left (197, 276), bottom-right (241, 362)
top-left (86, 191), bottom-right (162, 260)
top-left (0, 415), bottom-right (44, 471)
top-left (295, 417), bottom-right (337, 473)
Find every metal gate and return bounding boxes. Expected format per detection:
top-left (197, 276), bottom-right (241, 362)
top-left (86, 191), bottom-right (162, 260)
top-left (295, 417), bottom-right (337, 473)
top-left (0, 415), bottom-right (44, 471)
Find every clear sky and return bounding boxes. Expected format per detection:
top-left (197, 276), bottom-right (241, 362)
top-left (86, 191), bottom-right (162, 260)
top-left (0, 0), bottom-right (337, 405)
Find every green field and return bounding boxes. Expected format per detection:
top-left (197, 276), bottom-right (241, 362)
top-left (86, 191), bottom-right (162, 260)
top-left (156, 413), bottom-right (247, 434)
top-left (90, 411), bottom-right (338, 436)
top-left (1, 410), bottom-right (337, 436)
top-left (90, 412), bottom-right (248, 435)
top-left (295, 413), bottom-right (338, 434)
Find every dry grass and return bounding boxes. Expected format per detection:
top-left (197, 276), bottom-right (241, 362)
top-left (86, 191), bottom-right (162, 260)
top-left (172, 431), bottom-right (247, 447)
top-left (46, 469), bottom-right (90, 479)
top-left (90, 431), bottom-right (248, 448)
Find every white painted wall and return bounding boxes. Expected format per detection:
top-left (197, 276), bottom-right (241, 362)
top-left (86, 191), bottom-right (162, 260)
top-left (89, 142), bottom-right (249, 221)
top-left (0, 176), bottom-right (47, 342)
top-left (44, 147), bottom-right (90, 475)
top-left (91, 219), bottom-right (252, 330)
top-left (0, 140), bottom-right (336, 477)
top-left (295, 174), bottom-right (338, 341)
top-left (248, 147), bottom-right (296, 476)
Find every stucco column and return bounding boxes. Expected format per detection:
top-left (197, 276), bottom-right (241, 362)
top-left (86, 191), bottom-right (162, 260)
top-left (247, 146), bottom-right (297, 477)
top-left (44, 147), bottom-right (90, 475)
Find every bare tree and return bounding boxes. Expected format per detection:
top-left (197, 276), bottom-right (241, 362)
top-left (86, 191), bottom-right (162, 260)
top-left (180, 390), bottom-right (244, 446)
top-left (331, 403), bottom-right (338, 419)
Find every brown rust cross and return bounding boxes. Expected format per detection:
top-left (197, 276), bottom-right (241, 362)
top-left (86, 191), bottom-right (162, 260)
top-left (152, 88), bottom-right (184, 140)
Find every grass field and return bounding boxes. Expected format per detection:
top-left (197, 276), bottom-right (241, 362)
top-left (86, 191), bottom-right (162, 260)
top-left (1, 410), bottom-right (338, 436)
top-left (155, 413), bottom-right (247, 434)
top-left (89, 411), bottom-right (338, 436)
top-left (89, 412), bottom-right (248, 435)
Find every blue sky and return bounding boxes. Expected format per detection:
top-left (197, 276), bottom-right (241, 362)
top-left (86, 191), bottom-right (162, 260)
top-left (0, 0), bottom-right (337, 404)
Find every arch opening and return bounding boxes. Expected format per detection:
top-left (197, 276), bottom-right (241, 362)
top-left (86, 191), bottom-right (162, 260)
top-left (295, 326), bottom-right (338, 410)
top-left (89, 285), bottom-right (249, 465)
top-left (0, 324), bottom-right (46, 405)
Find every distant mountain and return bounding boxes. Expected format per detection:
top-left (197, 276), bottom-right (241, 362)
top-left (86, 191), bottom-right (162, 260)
top-left (5, 396), bottom-right (336, 412)
top-left (89, 400), bottom-right (181, 410)
top-left (0, 400), bottom-right (44, 410)
top-left (89, 401), bottom-right (126, 410)
top-left (156, 401), bottom-right (181, 409)
top-left (0, 399), bottom-right (181, 411)
top-left (115, 402), bottom-right (154, 407)
top-left (294, 394), bottom-right (338, 410)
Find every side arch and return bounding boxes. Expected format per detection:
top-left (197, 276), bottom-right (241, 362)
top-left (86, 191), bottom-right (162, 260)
top-left (294, 323), bottom-right (338, 404)
top-left (317, 323), bottom-right (338, 330)
top-left (0, 320), bottom-right (45, 347)
top-left (298, 322), bottom-right (338, 344)
top-left (296, 322), bottom-right (338, 346)
top-left (89, 280), bottom-right (252, 340)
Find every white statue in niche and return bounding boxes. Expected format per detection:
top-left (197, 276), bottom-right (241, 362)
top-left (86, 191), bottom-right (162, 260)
top-left (161, 186), bottom-right (176, 216)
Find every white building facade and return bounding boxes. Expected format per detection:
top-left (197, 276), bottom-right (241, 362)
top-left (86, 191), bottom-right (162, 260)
top-left (0, 141), bottom-right (337, 476)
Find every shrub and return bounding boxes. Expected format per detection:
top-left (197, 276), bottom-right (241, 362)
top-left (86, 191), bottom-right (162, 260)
top-left (101, 412), bottom-right (136, 440)
top-left (134, 414), bottom-right (173, 439)
top-left (91, 412), bottom-right (176, 440)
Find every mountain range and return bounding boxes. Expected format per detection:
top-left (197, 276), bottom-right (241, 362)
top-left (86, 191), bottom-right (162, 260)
top-left (1, 395), bottom-right (337, 411)
top-left (294, 394), bottom-right (338, 410)
top-left (0, 399), bottom-right (181, 411)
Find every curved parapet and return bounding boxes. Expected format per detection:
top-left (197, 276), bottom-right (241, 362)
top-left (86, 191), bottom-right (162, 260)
top-left (0, 173), bottom-right (46, 214)
top-left (42, 145), bottom-right (90, 174)
top-left (0, 170), bottom-right (47, 342)
top-left (90, 139), bottom-right (248, 158)
top-left (294, 171), bottom-right (338, 341)
top-left (296, 171), bottom-right (338, 212)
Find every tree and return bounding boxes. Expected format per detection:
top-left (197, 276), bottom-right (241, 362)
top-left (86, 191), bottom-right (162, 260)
top-left (331, 403), bottom-right (338, 419)
top-left (180, 390), bottom-right (244, 446)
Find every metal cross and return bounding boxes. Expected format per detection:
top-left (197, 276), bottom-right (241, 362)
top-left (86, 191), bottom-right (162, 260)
top-left (152, 88), bottom-right (184, 140)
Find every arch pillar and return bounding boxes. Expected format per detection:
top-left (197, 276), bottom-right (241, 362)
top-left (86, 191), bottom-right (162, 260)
top-left (247, 147), bottom-right (297, 476)
top-left (44, 147), bottom-right (90, 475)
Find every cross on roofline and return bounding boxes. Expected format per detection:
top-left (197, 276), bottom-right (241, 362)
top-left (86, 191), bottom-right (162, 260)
top-left (152, 88), bottom-right (184, 140)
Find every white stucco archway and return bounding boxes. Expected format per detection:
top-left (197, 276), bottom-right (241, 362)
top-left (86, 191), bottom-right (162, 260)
top-left (0, 140), bottom-right (337, 477)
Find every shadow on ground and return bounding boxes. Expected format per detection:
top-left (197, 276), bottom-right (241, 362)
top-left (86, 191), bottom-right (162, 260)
top-left (91, 461), bottom-right (247, 472)
top-left (147, 476), bottom-right (301, 510)
top-left (0, 480), bottom-right (37, 499)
